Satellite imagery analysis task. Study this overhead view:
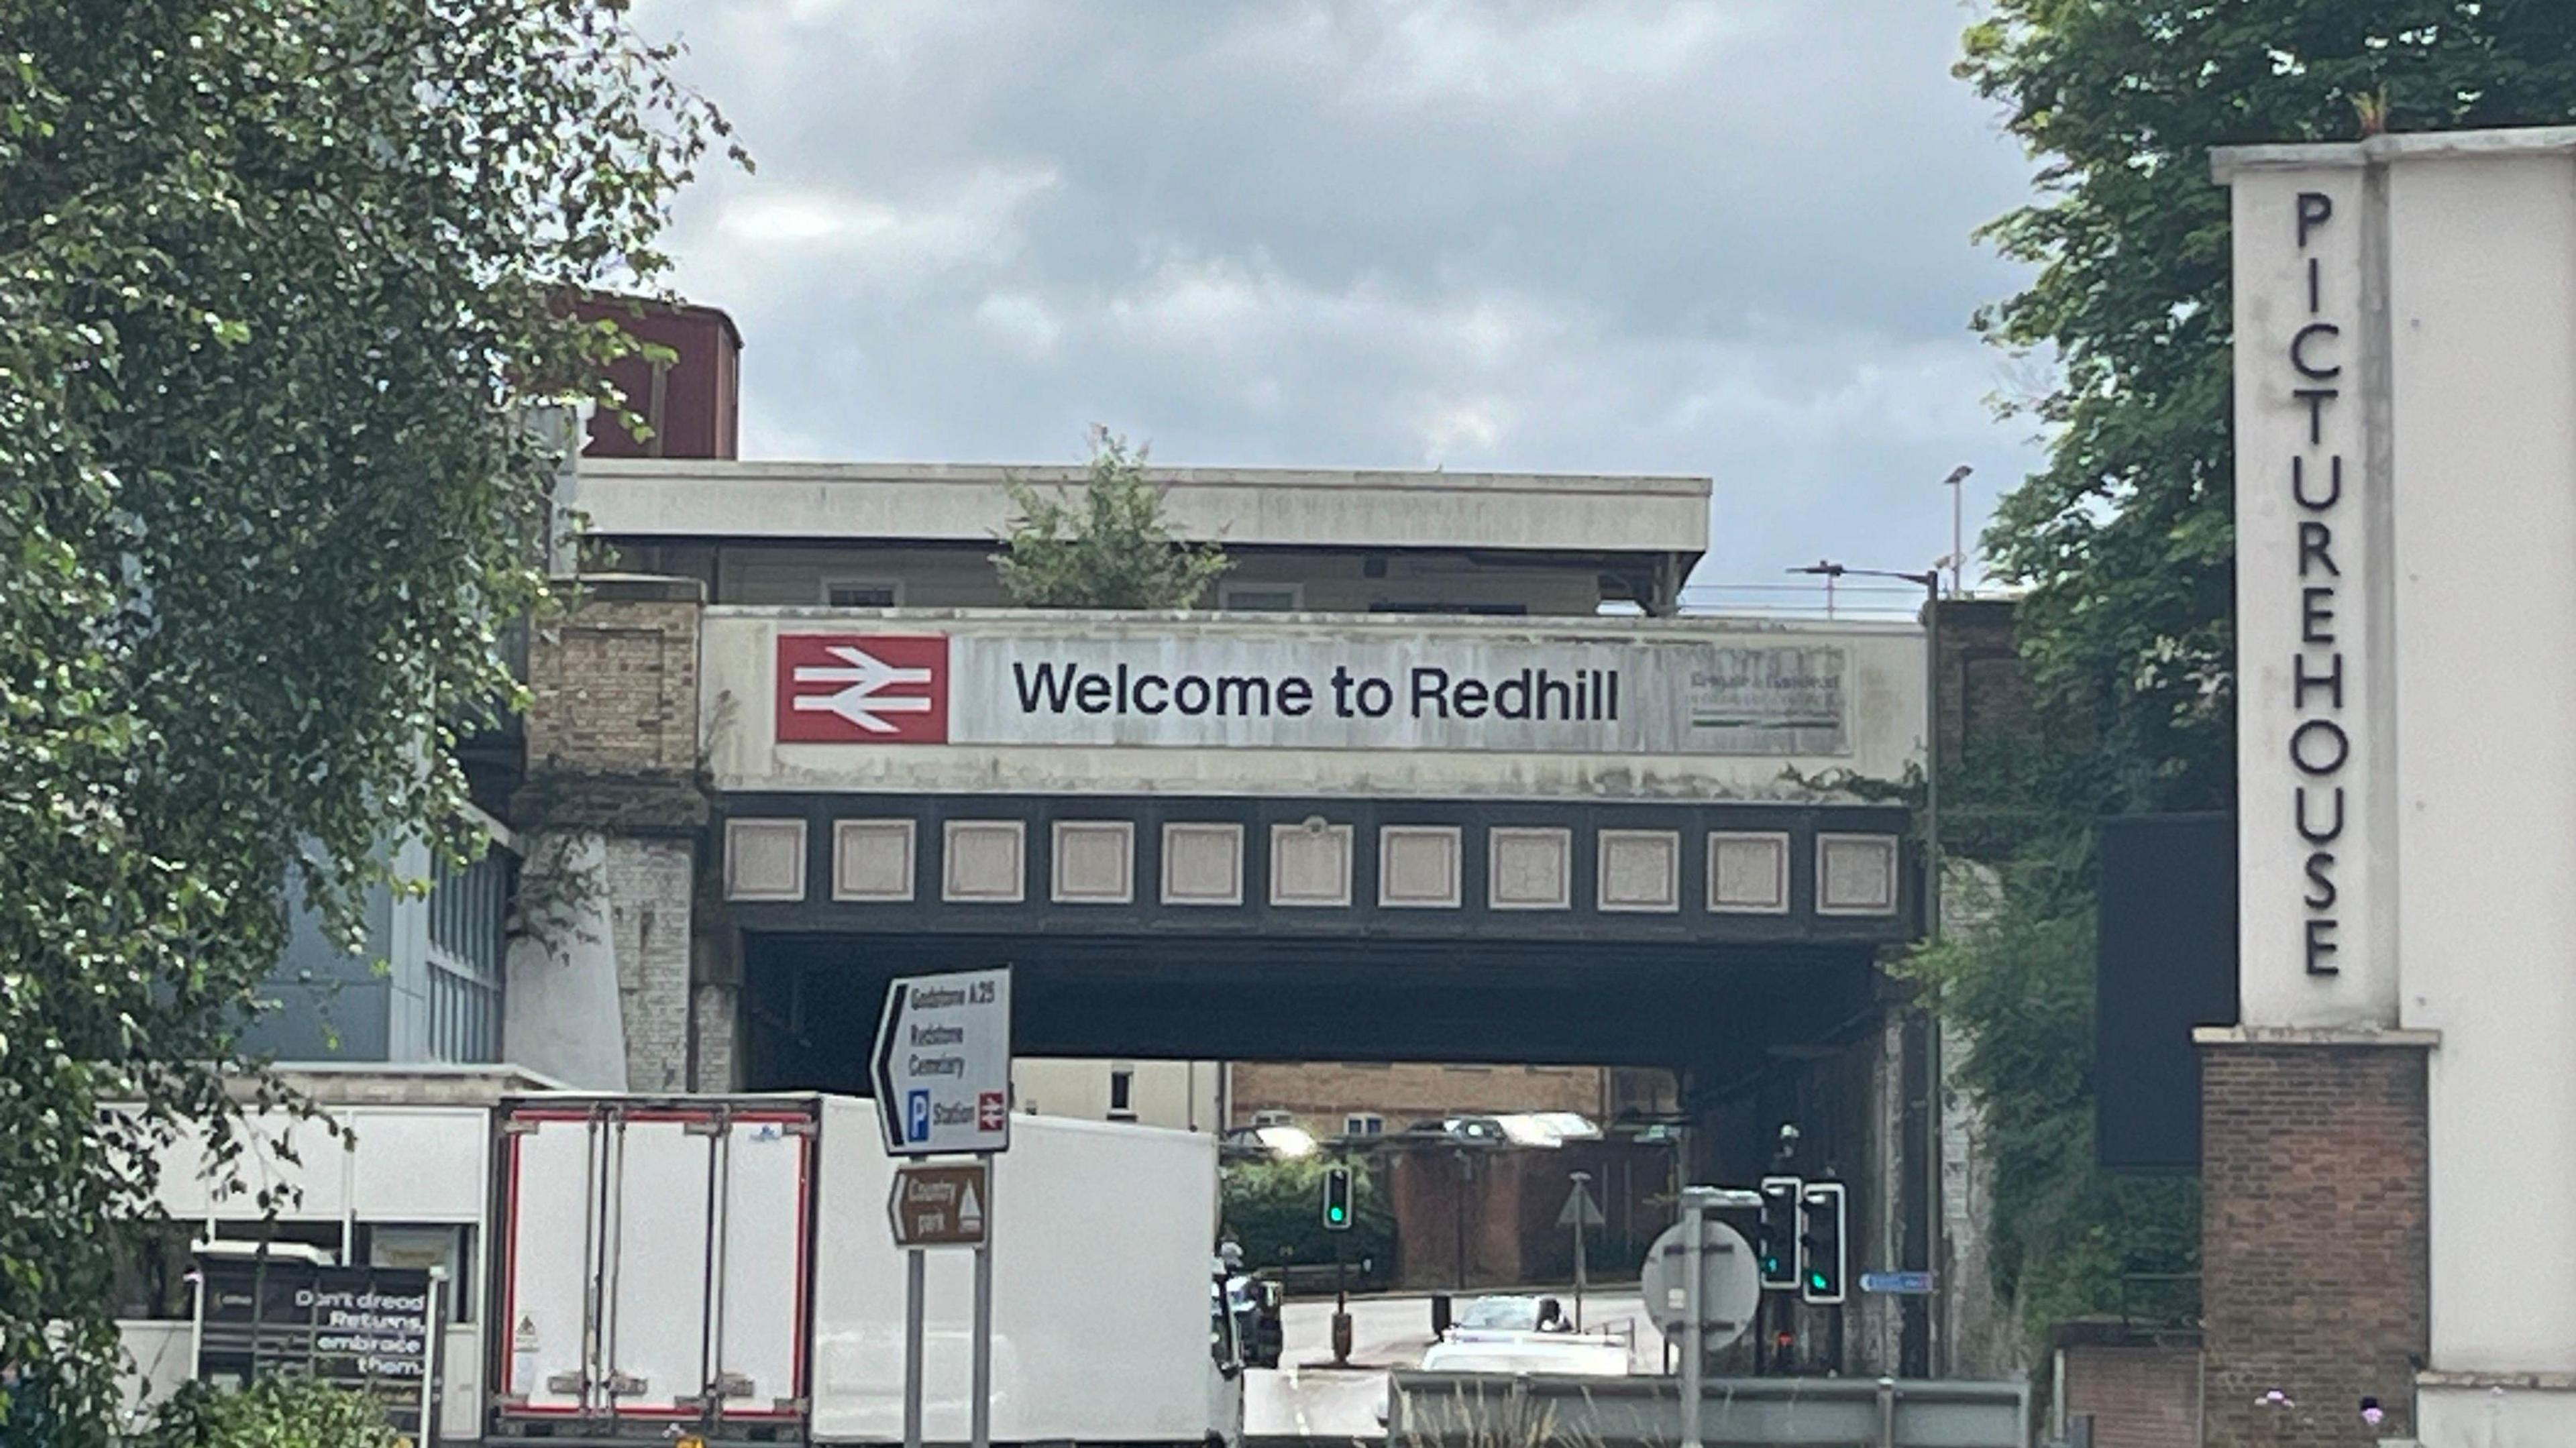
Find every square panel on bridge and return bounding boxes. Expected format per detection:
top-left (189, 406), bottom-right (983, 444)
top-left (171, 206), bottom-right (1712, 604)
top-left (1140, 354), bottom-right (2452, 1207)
top-left (1051, 820), bottom-right (1136, 905)
top-left (942, 820), bottom-right (1027, 903)
top-left (1597, 828), bottom-right (1681, 913)
top-left (1708, 830), bottom-right (1791, 914)
top-left (831, 818), bottom-right (916, 902)
top-left (724, 817), bottom-right (808, 903)
top-left (1816, 832), bottom-right (1900, 915)
top-left (1270, 820), bottom-right (1354, 908)
top-left (1378, 825), bottom-right (1463, 909)
top-left (1488, 826), bottom-right (1572, 911)
top-left (1160, 822), bottom-right (1244, 907)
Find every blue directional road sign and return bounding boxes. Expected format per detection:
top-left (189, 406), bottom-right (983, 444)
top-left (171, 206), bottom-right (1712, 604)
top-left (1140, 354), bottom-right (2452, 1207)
top-left (1859, 1270), bottom-right (1935, 1295)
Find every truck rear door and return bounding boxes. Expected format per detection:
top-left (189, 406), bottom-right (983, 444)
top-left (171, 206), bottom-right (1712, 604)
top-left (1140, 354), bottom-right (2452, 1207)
top-left (494, 1099), bottom-right (814, 1439)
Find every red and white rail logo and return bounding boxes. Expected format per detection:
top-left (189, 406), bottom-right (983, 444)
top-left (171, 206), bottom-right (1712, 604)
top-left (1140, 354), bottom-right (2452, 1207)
top-left (977, 1092), bottom-right (1007, 1133)
top-left (775, 634), bottom-right (950, 744)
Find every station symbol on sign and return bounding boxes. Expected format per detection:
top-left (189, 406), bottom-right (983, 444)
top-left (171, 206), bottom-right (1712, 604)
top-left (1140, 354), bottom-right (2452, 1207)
top-left (777, 634), bottom-right (950, 743)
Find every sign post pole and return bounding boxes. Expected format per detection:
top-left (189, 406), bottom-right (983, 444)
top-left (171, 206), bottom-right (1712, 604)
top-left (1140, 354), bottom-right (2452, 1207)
top-left (1557, 1174), bottom-right (1604, 1333)
top-left (903, 1249), bottom-right (926, 1448)
top-left (421, 1268), bottom-right (445, 1445)
top-left (971, 1168), bottom-right (994, 1448)
top-left (1680, 1187), bottom-right (1708, 1448)
top-left (1570, 1170), bottom-right (1592, 1331)
top-left (874, 968), bottom-right (1013, 1448)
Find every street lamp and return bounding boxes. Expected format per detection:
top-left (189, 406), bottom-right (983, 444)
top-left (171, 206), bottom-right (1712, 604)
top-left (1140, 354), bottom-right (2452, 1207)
top-left (1941, 465), bottom-right (1974, 599)
top-left (1788, 557), bottom-right (1945, 1376)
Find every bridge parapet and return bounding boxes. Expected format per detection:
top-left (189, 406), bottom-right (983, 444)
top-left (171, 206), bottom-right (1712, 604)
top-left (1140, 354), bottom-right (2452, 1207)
top-left (701, 607), bottom-right (1925, 803)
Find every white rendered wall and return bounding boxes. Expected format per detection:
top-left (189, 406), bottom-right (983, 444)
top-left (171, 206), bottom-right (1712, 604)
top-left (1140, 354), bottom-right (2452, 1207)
top-left (2381, 144), bottom-right (2576, 1382)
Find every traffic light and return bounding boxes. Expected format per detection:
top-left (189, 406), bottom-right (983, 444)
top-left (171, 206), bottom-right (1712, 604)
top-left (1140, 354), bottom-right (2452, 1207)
top-left (1322, 1166), bottom-right (1354, 1231)
top-left (1756, 1175), bottom-right (1801, 1290)
top-left (1798, 1181), bottom-right (1847, 1305)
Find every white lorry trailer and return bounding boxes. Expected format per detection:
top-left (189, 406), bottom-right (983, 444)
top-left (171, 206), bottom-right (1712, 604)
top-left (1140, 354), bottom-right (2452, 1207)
top-left (488, 1093), bottom-right (1242, 1448)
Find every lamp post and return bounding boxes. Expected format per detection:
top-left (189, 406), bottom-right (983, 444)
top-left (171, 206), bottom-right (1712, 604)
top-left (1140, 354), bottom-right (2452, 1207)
top-left (1789, 558), bottom-right (1945, 1376)
top-left (1941, 465), bottom-right (1974, 599)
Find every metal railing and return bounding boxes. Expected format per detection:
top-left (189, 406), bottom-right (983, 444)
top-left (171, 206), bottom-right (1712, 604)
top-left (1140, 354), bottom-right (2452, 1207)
top-left (1386, 1371), bottom-right (2032, 1448)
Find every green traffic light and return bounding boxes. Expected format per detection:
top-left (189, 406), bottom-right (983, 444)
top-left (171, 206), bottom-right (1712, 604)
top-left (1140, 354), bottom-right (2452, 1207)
top-left (1809, 1271), bottom-right (1827, 1290)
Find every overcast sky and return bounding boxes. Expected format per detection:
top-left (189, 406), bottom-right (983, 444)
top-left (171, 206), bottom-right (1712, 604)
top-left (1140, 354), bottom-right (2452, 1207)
top-left (631, 0), bottom-right (2049, 602)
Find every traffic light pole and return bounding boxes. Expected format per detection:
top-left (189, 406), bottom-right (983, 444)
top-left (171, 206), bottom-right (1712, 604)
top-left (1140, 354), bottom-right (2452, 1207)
top-left (1332, 1235), bottom-right (1351, 1367)
top-left (1325, 1164), bottom-right (1354, 1366)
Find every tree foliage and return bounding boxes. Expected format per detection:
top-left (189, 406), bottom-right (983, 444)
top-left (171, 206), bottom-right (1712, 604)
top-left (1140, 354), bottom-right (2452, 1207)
top-left (1947, 0), bottom-right (2576, 1347)
top-left (1221, 1155), bottom-right (1394, 1286)
top-left (130, 1377), bottom-right (398, 1448)
top-left (0, 1), bottom-right (729, 1435)
top-left (994, 429), bottom-right (1232, 609)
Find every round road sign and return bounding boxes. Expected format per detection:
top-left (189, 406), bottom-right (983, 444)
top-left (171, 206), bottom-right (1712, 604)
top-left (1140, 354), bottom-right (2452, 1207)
top-left (1638, 1218), bottom-right (1760, 1348)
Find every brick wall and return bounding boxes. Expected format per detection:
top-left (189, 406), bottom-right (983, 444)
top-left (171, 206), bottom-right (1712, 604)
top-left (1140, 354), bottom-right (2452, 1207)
top-left (2061, 1340), bottom-right (2202, 1448)
top-left (523, 577), bottom-right (704, 781)
top-left (1933, 599), bottom-right (2031, 773)
top-left (1381, 1140), bottom-right (1672, 1289)
top-left (515, 575), bottom-right (712, 1089)
top-left (1935, 598), bottom-right (2045, 863)
top-left (2200, 1038), bottom-right (2428, 1447)
top-left (692, 978), bottom-right (738, 1092)
top-left (607, 837), bottom-right (694, 1093)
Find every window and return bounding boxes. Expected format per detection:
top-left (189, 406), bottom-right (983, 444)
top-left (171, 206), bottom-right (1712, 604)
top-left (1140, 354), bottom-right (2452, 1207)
top-left (1252, 1110), bottom-right (1295, 1128)
top-left (427, 847), bottom-right (511, 1064)
top-left (1109, 1067), bottom-right (1135, 1119)
top-left (114, 1219), bottom-right (344, 1322)
top-left (362, 1223), bottom-right (476, 1323)
top-left (1344, 1114), bottom-right (1385, 1137)
top-left (822, 579), bottom-right (900, 608)
top-left (111, 1222), bottom-right (197, 1321)
top-left (1220, 583), bottom-right (1303, 612)
top-left (113, 1221), bottom-right (477, 1323)
top-left (1366, 601), bottom-right (1527, 616)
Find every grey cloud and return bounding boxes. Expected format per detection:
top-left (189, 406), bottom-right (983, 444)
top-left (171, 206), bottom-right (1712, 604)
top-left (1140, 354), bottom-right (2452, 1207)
top-left (637, 0), bottom-right (2048, 588)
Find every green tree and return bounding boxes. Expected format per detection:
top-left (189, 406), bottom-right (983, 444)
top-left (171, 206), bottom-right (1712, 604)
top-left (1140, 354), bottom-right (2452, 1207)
top-left (994, 429), bottom-right (1232, 608)
top-left (1948, 0), bottom-right (2576, 1347)
top-left (1221, 1156), bottom-right (1395, 1286)
top-left (0, 1), bottom-right (731, 1437)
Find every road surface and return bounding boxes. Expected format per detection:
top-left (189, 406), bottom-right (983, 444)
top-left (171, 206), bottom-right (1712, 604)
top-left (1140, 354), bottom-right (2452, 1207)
top-left (1247, 1289), bottom-right (1668, 1441)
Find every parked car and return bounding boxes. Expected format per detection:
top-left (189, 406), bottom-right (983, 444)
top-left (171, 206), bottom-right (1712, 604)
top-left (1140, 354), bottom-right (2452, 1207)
top-left (1448, 1294), bottom-right (1544, 1334)
top-left (1419, 1335), bottom-right (1631, 1376)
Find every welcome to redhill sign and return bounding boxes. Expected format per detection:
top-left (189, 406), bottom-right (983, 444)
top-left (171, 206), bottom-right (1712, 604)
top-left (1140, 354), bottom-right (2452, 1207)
top-left (775, 632), bottom-right (1849, 758)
